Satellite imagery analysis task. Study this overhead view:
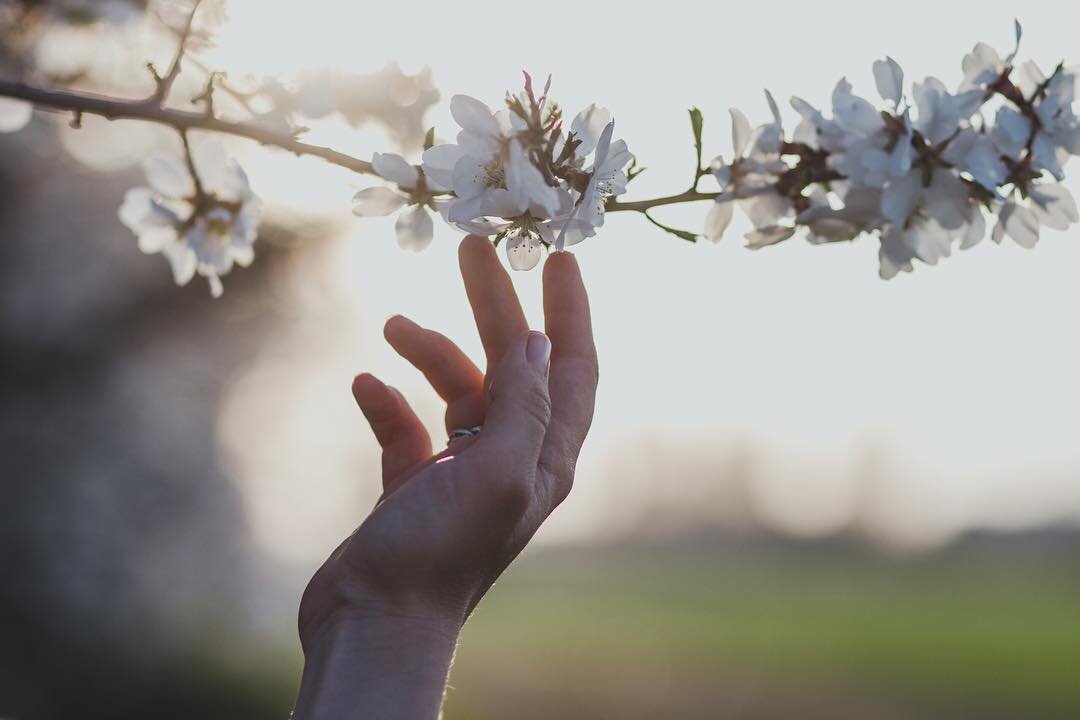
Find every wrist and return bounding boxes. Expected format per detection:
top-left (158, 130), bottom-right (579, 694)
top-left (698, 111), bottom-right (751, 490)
top-left (294, 613), bottom-right (460, 720)
top-left (300, 557), bottom-right (474, 655)
top-left (303, 606), bottom-right (463, 657)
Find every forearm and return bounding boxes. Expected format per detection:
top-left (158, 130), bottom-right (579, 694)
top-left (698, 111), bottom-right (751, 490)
top-left (293, 615), bottom-right (459, 720)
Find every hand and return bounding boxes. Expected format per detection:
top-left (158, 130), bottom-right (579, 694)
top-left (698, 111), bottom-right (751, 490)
top-left (293, 235), bottom-right (598, 720)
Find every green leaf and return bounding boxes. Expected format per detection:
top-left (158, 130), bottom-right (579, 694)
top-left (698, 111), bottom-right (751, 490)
top-left (689, 107), bottom-right (704, 179)
top-left (423, 127), bottom-right (436, 151)
top-left (626, 156), bottom-right (647, 183)
top-left (644, 211), bottom-right (699, 243)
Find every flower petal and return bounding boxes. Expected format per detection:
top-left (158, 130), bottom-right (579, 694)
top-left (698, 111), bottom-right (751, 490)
top-left (483, 187), bottom-right (527, 219)
top-left (999, 201), bottom-right (1040, 248)
top-left (959, 207), bottom-right (987, 250)
top-left (137, 226), bottom-right (180, 254)
top-left (352, 187), bottom-right (407, 216)
top-left (873, 56), bottom-right (904, 105)
top-left (505, 232), bottom-right (542, 271)
top-left (119, 187), bottom-right (181, 232)
top-left (881, 171), bottom-right (921, 227)
top-left (446, 193), bottom-right (487, 224)
top-left (730, 108), bottom-right (752, 157)
top-left (923, 169), bottom-right (969, 230)
top-left (965, 139), bottom-right (1008, 191)
top-left (704, 199), bottom-right (734, 242)
top-left (394, 206), bottom-right (434, 252)
top-left (145, 155), bottom-right (195, 198)
top-left (569, 104), bottom-right (612, 158)
top-left (1029, 183), bottom-right (1080, 231)
top-left (373, 152), bottom-right (420, 189)
top-left (912, 78), bottom-right (960, 146)
top-left (506, 140), bottom-right (559, 218)
top-left (745, 225), bottom-right (795, 249)
top-left (540, 218), bottom-right (594, 248)
top-left (451, 155), bottom-right (490, 200)
top-left (162, 240), bottom-right (197, 286)
top-left (421, 144), bottom-right (465, 190)
top-left (450, 94), bottom-right (500, 138)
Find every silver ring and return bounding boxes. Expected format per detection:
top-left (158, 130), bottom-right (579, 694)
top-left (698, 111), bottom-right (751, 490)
top-left (447, 425), bottom-right (482, 445)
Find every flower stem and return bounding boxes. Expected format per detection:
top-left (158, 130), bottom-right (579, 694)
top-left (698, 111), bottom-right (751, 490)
top-left (605, 189), bottom-right (721, 213)
top-left (180, 129), bottom-right (205, 200)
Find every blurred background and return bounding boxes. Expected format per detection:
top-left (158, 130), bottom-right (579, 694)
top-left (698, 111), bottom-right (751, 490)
top-left (2, 1), bottom-right (1079, 718)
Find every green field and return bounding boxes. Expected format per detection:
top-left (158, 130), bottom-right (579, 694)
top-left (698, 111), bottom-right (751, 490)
top-left (444, 534), bottom-right (1080, 720)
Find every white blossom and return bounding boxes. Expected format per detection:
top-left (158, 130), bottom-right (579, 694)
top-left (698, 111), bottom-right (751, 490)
top-left (998, 66), bottom-right (1080, 179)
top-left (960, 132), bottom-right (1009, 192)
top-left (797, 79), bottom-right (910, 190)
top-left (711, 97), bottom-right (787, 198)
top-left (912, 77), bottom-right (980, 146)
top-left (554, 119), bottom-right (630, 251)
top-left (420, 80), bottom-right (630, 269)
top-left (708, 92), bottom-right (791, 243)
top-left (352, 152), bottom-right (442, 252)
top-left (421, 94), bottom-right (558, 225)
top-left (797, 185), bottom-right (883, 244)
top-left (572, 122), bottom-right (631, 235)
top-left (119, 141), bottom-right (260, 297)
top-left (991, 198), bottom-right (1041, 248)
top-left (960, 21), bottom-right (1022, 92)
top-left (1027, 182), bottom-right (1080, 232)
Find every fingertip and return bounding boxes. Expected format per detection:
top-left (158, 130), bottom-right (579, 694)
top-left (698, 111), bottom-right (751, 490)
top-left (352, 372), bottom-right (392, 411)
top-left (459, 233), bottom-right (492, 257)
top-left (543, 249), bottom-right (583, 285)
top-left (543, 252), bottom-right (587, 309)
top-left (353, 371), bottom-right (380, 392)
top-left (383, 314), bottom-right (418, 343)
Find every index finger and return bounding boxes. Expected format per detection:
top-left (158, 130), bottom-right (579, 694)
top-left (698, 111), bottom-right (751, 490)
top-left (538, 251), bottom-right (599, 505)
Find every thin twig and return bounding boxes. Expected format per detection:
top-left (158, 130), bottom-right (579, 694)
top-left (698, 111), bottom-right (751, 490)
top-left (605, 189), bottom-right (722, 213)
top-left (187, 55), bottom-right (258, 116)
top-left (0, 79), bottom-right (375, 175)
top-left (148, 0), bottom-right (202, 105)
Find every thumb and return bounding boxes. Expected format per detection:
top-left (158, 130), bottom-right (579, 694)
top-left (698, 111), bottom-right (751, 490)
top-left (472, 331), bottom-right (552, 471)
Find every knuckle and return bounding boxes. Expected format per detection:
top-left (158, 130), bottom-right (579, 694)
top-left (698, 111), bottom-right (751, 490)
top-left (540, 456), bottom-right (576, 508)
top-left (520, 381), bottom-right (553, 428)
top-left (491, 474), bottom-right (533, 512)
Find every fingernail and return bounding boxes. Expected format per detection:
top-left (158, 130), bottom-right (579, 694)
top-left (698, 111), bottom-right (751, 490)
top-left (526, 331), bottom-right (551, 369)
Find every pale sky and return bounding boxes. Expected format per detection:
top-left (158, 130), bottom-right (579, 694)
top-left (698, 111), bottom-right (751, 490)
top-left (189, 0), bottom-right (1080, 563)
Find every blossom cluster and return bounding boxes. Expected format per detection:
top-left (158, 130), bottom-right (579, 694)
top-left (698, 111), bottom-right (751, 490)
top-left (706, 23), bottom-right (1080, 278)
top-left (2, 11), bottom-right (1078, 295)
top-left (353, 73), bottom-right (632, 270)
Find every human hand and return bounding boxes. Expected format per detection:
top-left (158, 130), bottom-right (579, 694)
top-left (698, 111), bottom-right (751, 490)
top-left (293, 235), bottom-right (598, 720)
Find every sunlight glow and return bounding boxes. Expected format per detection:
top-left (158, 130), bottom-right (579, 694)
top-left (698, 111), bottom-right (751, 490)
top-left (210, 0), bottom-right (1080, 564)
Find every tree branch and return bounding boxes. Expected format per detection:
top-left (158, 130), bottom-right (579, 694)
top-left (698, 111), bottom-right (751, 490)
top-left (0, 79), bottom-right (375, 175)
top-left (0, 77), bottom-right (732, 215)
